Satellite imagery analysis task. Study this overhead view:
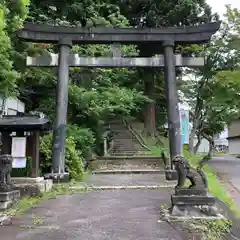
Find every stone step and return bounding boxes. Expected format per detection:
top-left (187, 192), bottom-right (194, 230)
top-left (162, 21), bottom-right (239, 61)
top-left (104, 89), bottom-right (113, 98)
top-left (83, 174), bottom-right (176, 189)
top-left (113, 145), bottom-right (141, 147)
top-left (112, 152), bottom-right (151, 156)
top-left (112, 154), bottom-right (151, 157)
top-left (111, 129), bottom-right (127, 131)
top-left (113, 148), bottom-right (146, 151)
top-left (97, 156), bottom-right (162, 160)
top-left (113, 137), bottom-right (136, 140)
top-left (114, 139), bottom-right (140, 142)
top-left (113, 144), bottom-right (144, 146)
top-left (81, 185), bottom-right (174, 190)
top-left (112, 151), bottom-right (147, 154)
top-left (89, 158), bottom-right (164, 171)
top-left (112, 152), bottom-right (147, 154)
top-left (113, 140), bottom-right (139, 142)
top-left (113, 145), bottom-right (140, 147)
top-left (113, 143), bottom-right (145, 146)
top-left (92, 169), bottom-right (165, 174)
top-left (112, 148), bottom-right (145, 151)
top-left (114, 143), bottom-right (145, 146)
top-left (113, 147), bottom-right (144, 152)
top-left (113, 147), bottom-right (145, 149)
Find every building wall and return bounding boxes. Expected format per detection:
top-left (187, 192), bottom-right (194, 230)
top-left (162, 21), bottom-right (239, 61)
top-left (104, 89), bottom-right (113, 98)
top-left (193, 136), bottom-right (228, 154)
top-left (0, 97), bottom-right (25, 115)
top-left (229, 138), bottom-right (240, 155)
top-left (193, 138), bottom-right (209, 153)
top-left (228, 120), bottom-right (240, 154)
top-left (228, 120), bottom-right (240, 138)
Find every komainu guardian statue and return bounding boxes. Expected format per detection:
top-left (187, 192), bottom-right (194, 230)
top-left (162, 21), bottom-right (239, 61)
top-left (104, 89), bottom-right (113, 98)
top-left (172, 155), bottom-right (208, 190)
top-left (0, 154), bottom-right (13, 191)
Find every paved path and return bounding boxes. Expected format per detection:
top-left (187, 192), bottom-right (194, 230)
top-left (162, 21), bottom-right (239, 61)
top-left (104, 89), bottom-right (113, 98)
top-left (209, 155), bottom-right (240, 208)
top-left (1, 190), bottom-right (187, 240)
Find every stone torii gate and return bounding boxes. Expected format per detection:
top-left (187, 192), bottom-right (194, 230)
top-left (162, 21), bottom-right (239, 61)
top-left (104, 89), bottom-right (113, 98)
top-left (18, 22), bottom-right (220, 181)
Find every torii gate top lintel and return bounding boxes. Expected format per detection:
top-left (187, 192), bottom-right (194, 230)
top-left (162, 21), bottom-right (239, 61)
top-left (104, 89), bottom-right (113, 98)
top-left (18, 21), bottom-right (221, 44)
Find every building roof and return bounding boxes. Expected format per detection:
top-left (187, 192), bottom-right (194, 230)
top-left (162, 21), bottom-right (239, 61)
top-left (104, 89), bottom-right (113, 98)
top-left (0, 115), bottom-right (51, 132)
top-left (227, 135), bottom-right (240, 140)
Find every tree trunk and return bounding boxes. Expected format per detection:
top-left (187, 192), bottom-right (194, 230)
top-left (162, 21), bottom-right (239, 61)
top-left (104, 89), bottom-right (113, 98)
top-left (188, 97), bottom-right (203, 155)
top-left (193, 134), bottom-right (202, 154)
top-left (208, 137), bottom-right (215, 157)
top-left (189, 127), bottom-right (197, 155)
top-left (202, 132), bottom-right (214, 158)
top-left (143, 68), bottom-right (156, 136)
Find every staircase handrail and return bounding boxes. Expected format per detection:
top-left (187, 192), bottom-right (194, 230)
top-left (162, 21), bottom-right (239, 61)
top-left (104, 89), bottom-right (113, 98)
top-left (122, 118), bottom-right (151, 151)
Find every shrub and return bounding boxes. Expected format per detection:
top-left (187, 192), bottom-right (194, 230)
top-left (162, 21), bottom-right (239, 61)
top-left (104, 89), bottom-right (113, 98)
top-left (40, 133), bottom-right (85, 180)
top-left (67, 124), bottom-right (95, 156)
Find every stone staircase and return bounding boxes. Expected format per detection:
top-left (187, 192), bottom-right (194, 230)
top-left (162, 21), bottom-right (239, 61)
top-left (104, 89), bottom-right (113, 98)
top-left (87, 156), bottom-right (176, 190)
top-left (83, 118), bottom-right (176, 190)
top-left (108, 119), bottom-right (150, 156)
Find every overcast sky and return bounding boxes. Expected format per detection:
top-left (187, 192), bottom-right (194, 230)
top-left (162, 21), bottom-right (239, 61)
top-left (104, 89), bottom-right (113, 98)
top-left (207, 0), bottom-right (240, 17)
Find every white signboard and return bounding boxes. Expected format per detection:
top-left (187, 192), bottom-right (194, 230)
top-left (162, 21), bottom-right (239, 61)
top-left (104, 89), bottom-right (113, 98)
top-left (12, 157), bottom-right (27, 168)
top-left (11, 137), bottom-right (26, 157)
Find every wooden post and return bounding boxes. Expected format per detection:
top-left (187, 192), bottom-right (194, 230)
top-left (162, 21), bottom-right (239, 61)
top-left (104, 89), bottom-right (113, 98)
top-left (1, 132), bottom-right (11, 154)
top-left (26, 132), bottom-right (40, 177)
top-left (28, 132), bottom-right (40, 178)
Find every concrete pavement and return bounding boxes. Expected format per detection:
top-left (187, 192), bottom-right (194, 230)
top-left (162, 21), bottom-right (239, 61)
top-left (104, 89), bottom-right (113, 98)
top-left (209, 155), bottom-right (240, 208)
top-left (0, 190), bottom-right (188, 240)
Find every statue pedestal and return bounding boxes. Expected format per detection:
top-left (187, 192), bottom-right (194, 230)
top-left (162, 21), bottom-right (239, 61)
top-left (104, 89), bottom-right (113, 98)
top-left (175, 187), bottom-right (207, 196)
top-left (44, 172), bottom-right (69, 183)
top-left (171, 194), bottom-right (215, 206)
top-left (12, 177), bottom-right (53, 197)
top-left (170, 192), bottom-right (219, 217)
top-left (0, 190), bottom-right (20, 210)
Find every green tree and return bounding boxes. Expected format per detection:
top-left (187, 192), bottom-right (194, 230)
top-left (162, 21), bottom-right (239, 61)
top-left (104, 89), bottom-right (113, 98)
top-left (180, 6), bottom-right (240, 155)
top-left (0, 0), bottom-right (29, 97)
top-left (16, 0), bottom-right (148, 178)
top-left (115, 0), bottom-right (218, 136)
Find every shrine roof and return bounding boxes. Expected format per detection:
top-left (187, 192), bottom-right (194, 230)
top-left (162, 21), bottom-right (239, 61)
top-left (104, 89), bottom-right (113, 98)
top-left (0, 115), bottom-right (51, 132)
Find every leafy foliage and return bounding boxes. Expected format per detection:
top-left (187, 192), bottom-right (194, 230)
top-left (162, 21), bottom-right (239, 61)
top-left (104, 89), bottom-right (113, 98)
top-left (0, 0), bottom-right (29, 96)
top-left (1, 0), bottom-right (222, 176)
top-left (117, 0), bottom-right (217, 27)
top-left (40, 131), bottom-right (85, 180)
top-left (180, 6), bottom-right (240, 155)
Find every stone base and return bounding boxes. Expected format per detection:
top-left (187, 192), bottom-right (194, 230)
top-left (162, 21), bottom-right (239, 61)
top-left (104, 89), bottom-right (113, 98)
top-left (0, 190), bottom-right (20, 201)
top-left (160, 204), bottom-right (225, 220)
top-left (175, 188), bottom-right (207, 196)
top-left (0, 214), bottom-right (12, 226)
top-left (11, 177), bottom-right (44, 184)
top-left (0, 190), bottom-right (20, 211)
top-left (171, 194), bottom-right (215, 206)
top-left (165, 169), bottom-right (178, 181)
top-left (44, 172), bottom-right (69, 183)
top-left (44, 179), bottom-right (53, 192)
top-left (170, 204), bottom-right (219, 217)
top-left (12, 178), bottom-right (53, 198)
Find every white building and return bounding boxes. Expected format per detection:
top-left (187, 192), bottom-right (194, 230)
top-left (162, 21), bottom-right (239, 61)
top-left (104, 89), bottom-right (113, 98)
top-left (193, 129), bottom-right (229, 154)
top-left (0, 97), bottom-right (25, 115)
top-left (228, 120), bottom-right (240, 155)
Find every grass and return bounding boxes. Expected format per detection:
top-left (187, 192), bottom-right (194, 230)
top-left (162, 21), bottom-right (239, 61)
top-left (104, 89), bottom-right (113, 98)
top-left (214, 152), bottom-right (229, 156)
top-left (184, 151), bottom-right (240, 216)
